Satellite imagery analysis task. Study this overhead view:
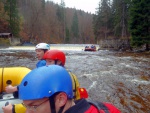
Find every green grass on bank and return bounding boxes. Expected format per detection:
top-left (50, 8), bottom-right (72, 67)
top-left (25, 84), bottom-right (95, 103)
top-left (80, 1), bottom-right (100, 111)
top-left (0, 38), bottom-right (10, 46)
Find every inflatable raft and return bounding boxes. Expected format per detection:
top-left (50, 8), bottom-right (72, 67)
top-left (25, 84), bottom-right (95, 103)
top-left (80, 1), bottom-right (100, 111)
top-left (0, 67), bottom-right (31, 93)
top-left (84, 45), bottom-right (96, 51)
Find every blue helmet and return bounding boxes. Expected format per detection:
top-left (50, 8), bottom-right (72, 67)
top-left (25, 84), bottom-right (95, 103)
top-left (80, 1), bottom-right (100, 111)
top-left (19, 65), bottom-right (73, 100)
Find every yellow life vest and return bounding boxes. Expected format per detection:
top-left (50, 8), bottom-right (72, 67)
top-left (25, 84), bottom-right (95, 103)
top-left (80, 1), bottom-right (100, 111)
top-left (14, 103), bottom-right (26, 113)
top-left (69, 72), bottom-right (81, 100)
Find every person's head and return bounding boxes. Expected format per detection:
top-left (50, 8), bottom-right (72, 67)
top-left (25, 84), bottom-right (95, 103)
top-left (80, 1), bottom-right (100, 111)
top-left (43, 50), bottom-right (66, 66)
top-left (19, 65), bottom-right (73, 113)
top-left (35, 43), bottom-right (50, 60)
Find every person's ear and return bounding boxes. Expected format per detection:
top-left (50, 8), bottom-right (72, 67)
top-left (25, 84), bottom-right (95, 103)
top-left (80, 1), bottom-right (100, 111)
top-left (55, 92), bottom-right (67, 107)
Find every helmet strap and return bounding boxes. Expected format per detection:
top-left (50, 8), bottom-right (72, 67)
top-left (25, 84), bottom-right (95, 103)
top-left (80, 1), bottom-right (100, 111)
top-left (49, 96), bottom-right (56, 113)
top-left (58, 106), bottom-right (65, 113)
top-left (49, 93), bottom-right (66, 113)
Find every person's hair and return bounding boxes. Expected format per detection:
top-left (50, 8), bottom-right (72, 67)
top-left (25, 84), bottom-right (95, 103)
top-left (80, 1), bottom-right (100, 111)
top-left (43, 49), bottom-right (48, 53)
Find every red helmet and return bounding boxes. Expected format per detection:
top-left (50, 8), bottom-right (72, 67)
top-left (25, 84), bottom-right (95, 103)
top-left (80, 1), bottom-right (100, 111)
top-left (43, 50), bottom-right (66, 66)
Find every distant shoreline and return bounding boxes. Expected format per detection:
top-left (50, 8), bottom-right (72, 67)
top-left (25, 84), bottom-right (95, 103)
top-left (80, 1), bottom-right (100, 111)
top-left (0, 44), bottom-right (100, 51)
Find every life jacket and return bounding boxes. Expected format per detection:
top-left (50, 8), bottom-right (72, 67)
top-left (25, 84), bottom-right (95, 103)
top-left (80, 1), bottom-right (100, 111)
top-left (13, 104), bottom-right (26, 113)
top-left (88, 101), bottom-right (110, 113)
top-left (87, 100), bottom-right (121, 113)
top-left (36, 60), bottom-right (46, 68)
top-left (69, 72), bottom-right (88, 100)
top-left (69, 72), bottom-right (81, 100)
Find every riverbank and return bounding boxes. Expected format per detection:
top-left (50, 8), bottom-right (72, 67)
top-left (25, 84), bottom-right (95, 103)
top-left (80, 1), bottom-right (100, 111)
top-left (115, 51), bottom-right (150, 58)
top-left (0, 44), bottom-right (100, 51)
top-left (0, 38), bottom-right (10, 46)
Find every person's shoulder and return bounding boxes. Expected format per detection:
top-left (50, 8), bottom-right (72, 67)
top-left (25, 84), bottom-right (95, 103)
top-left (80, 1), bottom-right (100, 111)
top-left (88, 100), bottom-right (121, 113)
top-left (36, 60), bottom-right (46, 68)
top-left (103, 102), bottom-right (121, 113)
top-left (37, 60), bottom-right (46, 65)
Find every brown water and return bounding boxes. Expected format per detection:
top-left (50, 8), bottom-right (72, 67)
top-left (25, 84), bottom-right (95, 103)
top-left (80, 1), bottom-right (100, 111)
top-left (0, 47), bottom-right (150, 113)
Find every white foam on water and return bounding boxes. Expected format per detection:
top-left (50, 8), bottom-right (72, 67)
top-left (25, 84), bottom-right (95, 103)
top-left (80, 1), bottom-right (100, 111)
top-left (131, 79), bottom-right (150, 85)
top-left (87, 81), bottom-right (97, 91)
top-left (100, 70), bottom-right (115, 75)
top-left (120, 74), bottom-right (150, 85)
top-left (125, 64), bottom-right (139, 70)
top-left (99, 57), bottom-right (112, 61)
top-left (118, 63), bottom-right (139, 70)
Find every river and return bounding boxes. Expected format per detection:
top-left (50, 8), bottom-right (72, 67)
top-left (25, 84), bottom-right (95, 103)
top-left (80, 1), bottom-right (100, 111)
top-left (0, 44), bottom-right (150, 113)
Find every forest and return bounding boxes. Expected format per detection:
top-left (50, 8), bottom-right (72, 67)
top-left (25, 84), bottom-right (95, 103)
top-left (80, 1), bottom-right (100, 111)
top-left (0, 0), bottom-right (149, 50)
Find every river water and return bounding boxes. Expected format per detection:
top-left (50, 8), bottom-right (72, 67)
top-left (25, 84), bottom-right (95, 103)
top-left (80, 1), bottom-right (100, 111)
top-left (0, 44), bottom-right (150, 113)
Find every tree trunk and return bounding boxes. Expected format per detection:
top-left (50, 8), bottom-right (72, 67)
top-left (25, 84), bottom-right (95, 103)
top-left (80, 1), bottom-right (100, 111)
top-left (145, 43), bottom-right (149, 51)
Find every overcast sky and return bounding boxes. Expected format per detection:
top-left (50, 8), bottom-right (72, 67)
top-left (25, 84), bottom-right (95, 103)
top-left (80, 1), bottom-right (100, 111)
top-left (48, 0), bottom-right (100, 14)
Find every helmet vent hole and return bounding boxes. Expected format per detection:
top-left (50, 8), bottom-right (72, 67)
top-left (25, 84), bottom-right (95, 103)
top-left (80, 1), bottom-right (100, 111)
top-left (24, 81), bottom-right (28, 86)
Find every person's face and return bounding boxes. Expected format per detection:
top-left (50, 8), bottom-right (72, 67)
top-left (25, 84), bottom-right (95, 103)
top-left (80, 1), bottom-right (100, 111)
top-left (23, 98), bottom-right (51, 113)
top-left (23, 93), bottom-right (68, 113)
top-left (35, 49), bottom-right (45, 60)
top-left (46, 59), bottom-right (55, 65)
top-left (46, 59), bottom-right (62, 66)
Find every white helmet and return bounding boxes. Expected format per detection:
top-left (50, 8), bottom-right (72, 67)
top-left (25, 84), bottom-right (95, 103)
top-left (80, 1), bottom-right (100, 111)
top-left (35, 43), bottom-right (50, 50)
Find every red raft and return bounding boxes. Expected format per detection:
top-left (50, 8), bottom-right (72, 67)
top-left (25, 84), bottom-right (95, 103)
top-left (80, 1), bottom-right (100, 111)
top-left (84, 45), bottom-right (96, 51)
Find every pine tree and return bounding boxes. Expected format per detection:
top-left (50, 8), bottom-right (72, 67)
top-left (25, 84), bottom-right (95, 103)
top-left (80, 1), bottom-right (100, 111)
top-left (112, 0), bottom-right (130, 38)
top-left (71, 10), bottom-right (79, 43)
top-left (93, 0), bottom-right (112, 40)
top-left (65, 27), bottom-right (70, 43)
top-left (56, 0), bottom-right (66, 43)
top-left (129, 0), bottom-right (150, 50)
